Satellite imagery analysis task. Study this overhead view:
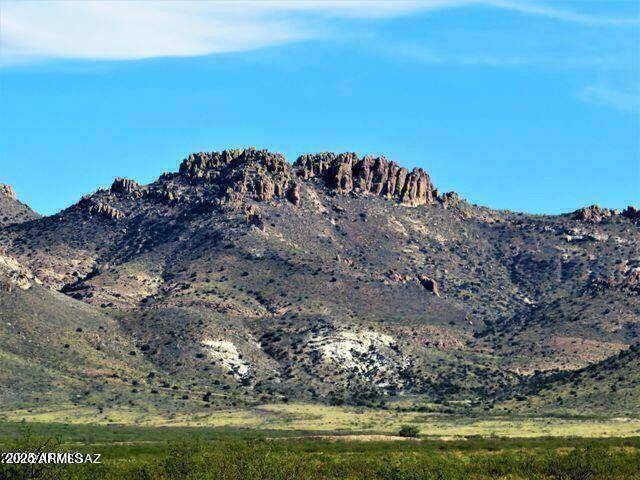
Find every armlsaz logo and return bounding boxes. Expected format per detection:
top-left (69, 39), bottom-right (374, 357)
top-left (1, 452), bottom-right (102, 464)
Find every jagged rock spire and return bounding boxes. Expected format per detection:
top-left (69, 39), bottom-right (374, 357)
top-left (294, 152), bottom-right (435, 207)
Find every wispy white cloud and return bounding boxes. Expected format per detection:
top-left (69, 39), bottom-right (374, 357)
top-left (485, 0), bottom-right (639, 27)
top-left (0, 0), bottom-right (635, 65)
top-left (576, 84), bottom-right (640, 113)
top-left (0, 1), bottom-right (311, 64)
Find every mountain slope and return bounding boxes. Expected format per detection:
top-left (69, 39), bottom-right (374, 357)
top-left (0, 184), bottom-right (39, 227)
top-left (496, 346), bottom-right (640, 415)
top-left (0, 149), bottom-right (638, 412)
top-left (0, 253), bottom-right (153, 406)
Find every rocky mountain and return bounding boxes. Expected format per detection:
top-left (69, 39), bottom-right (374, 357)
top-left (1, 148), bottom-right (638, 414)
top-left (0, 184), bottom-right (39, 227)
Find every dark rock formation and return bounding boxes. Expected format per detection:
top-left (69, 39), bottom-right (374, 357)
top-left (622, 206), bottom-right (640, 221)
top-left (95, 149), bottom-right (438, 210)
top-left (626, 267), bottom-right (640, 293)
top-left (418, 275), bottom-right (440, 296)
top-left (295, 153), bottom-right (434, 207)
top-left (111, 177), bottom-right (141, 196)
top-left (436, 191), bottom-right (463, 208)
top-left (286, 183), bottom-right (301, 206)
top-left (244, 206), bottom-right (265, 231)
top-left (149, 184), bottom-right (180, 204)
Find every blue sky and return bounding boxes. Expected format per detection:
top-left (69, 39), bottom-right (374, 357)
top-left (0, 0), bottom-right (638, 215)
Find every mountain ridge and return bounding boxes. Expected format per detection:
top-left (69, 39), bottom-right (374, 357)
top-left (1, 148), bottom-right (638, 414)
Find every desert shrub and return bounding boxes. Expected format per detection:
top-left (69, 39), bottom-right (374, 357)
top-left (398, 425), bottom-right (420, 437)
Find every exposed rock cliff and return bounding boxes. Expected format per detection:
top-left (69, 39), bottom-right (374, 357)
top-left (179, 148), bottom-right (294, 203)
top-left (573, 204), bottom-right (640, 224)
top-left (295, 153), bottom-right (435, 206)
top-left (111, 177), bottom-right (142, 196)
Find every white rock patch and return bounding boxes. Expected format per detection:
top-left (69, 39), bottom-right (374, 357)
top-left (201, 339), bottom-right (250, 379)
top-left (0, 254), bottom-right (41, 290)
top-left (307, 329), bottom-right (400, 382)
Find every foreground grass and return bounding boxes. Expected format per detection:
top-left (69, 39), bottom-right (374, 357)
top-left (1, 424), bottom-right (640, 479)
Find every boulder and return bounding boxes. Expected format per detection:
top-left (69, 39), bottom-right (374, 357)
top-left (418, 275), bottom-right (440, 296)
top-left (286, 183), bottom-right (301, 206)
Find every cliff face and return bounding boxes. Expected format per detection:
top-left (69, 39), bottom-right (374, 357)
top-left (295, 153), bottom-right (435, 207)
top-left (179, 149), bottom-right (294, 203)
top-left (176, 149), bottom-right (437, 207)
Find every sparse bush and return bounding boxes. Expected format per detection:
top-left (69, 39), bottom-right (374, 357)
top-left (398, 424), bottom-right (420, 437)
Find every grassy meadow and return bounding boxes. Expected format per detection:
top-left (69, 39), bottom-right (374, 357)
top-left (3, 402), bottom-right (640, 438)
top-left (1, 404), bottom-right (640, 479)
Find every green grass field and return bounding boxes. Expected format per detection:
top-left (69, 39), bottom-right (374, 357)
top-left (1, 422), bottom-right (639, 480)
top-left (2, 403), bottom-right (640, 479)
top-left (3, 402), bottom-right (640, 438)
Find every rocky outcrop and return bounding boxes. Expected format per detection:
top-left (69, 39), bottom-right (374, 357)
top-left (0, 254), bottom-right (40, 292)
top-left (102, 149), bottom-right (435, 208)
top-left (286, 183), bottom-right (301, 206)
top-left (244, 205), bottom-right (265, 231)
top-left (572, 205), bottom-right (616, 223)
top-left (111, 177), bottom-right (141, 196)
top-left (294, 153), bottom-right (434, 206)
top-left (626, 267), bottom-right (640, 293)
top-left (0, 184), bottom-right (17, 200)
top-left (622, 206), bottom-right (640, 221)
top-left (179, 148), bottom-right (294, 203)
top-left (87, 202), bottom-right (125, 220)
top-left (436, 191), bottom-right (463, 208)
top-left (149, 184), bottom-right (180, 204)
top-left (571, 204), bottom-right (639, 224)
top-left (0, 184), bottom-right (40, 226)
top-left (418, 275), bottom-right (440, 296)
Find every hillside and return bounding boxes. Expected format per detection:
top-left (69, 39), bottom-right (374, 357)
top-left (0, 184), bottom-right (39, 227)
top-left (495, 346), bottom-right (640, 415)
top-left (1, 148), bottom-right (638, 413)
